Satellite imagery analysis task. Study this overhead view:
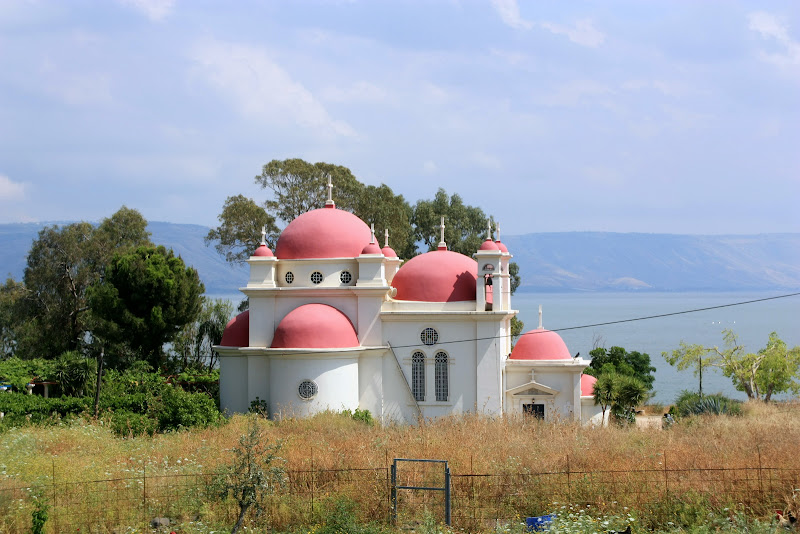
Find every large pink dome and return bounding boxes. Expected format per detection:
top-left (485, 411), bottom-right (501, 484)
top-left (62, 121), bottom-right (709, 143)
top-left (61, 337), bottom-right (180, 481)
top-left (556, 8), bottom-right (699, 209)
top-left (509, 328), bottom-right (572, 360)
top-left (392, 250), bottom-right (477, 302)
top-left (220, 310), bottom-right (249, 347)
top-left (275, 207), bottom-right (372, 259)
top-left (271, 304), bottom-right (359, 349)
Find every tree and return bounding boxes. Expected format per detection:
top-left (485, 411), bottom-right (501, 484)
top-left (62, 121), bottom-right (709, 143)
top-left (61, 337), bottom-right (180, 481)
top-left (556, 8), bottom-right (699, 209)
top-left (215, 416), bottom-right (286, 534)
top-left (412, 188), bottom-right (492, 255)
top-left (171, 298), bottom-right (234, 371)
top-left (663, 330), bottom-right (800, 401)
top-left (593, 372), bottom-right (647, 425)
top-left (205, 195), bottom-right (279, 264)
top-left (0, 278), bottom-right (26, 359)
top-left (586, 346), bottom-right (656, 393)
top-left (88, 245), bottom-right (205, 369)
top-left (11, 207), bottom-right (151, 360)
top-left (208, 158), bottom-right (416, 262)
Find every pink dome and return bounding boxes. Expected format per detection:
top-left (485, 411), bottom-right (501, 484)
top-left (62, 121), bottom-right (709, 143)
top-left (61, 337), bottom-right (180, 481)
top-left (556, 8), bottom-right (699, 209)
top-left (392, 250), bottom-right (477, 302)
top-left (253, 244), bottom-right (274, 257)
top-left (509, 328), bottom-right (572, 360)
top-left (381, 246), bottom-right (398, 258)
top-left (581, 374), bottom-right (597, 396)
top-left (220, 310), bottom-right (249, 347)
top-left (495, 240), bottom-right (509, 253)
top-left (275, 207), bottom-right (371, 259)
top-left (479, 239), bottom-right (499, 251)
top-left (361, 242), bottom-right (382, 255)
top-left (271, 304), bottom-right (359, 349)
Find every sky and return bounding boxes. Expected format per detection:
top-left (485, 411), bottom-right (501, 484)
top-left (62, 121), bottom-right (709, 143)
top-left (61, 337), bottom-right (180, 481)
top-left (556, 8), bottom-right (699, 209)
top-left (0, 0), bottom-right (798, 235)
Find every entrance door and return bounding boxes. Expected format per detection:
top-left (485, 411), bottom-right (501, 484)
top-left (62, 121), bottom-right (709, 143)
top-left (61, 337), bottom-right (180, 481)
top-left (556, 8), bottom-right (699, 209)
top-left (522, 403), bottom-right (545, 419)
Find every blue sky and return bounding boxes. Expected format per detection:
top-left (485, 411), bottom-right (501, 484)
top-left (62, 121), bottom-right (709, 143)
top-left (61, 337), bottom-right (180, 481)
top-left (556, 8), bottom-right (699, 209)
top-left (0, 0), bottom-right (798, 235)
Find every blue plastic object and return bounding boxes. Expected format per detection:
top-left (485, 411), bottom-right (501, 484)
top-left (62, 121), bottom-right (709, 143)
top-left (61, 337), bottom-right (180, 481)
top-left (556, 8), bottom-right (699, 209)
top-left (525, 515), bottom-right (554, 531)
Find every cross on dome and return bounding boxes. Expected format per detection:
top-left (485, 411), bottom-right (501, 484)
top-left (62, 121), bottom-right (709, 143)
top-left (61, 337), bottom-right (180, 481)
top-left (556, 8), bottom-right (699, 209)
top-left (384, 228), bottom-right (390, 247)
top-left (370, 223), bottom-right (376, 244)
top-left (260, 225), bottom-right (267, 246)
top-left (496, 222), bottom-right (501, 241)
top-left (325, 175), bottom-right (335, 208)
top-left (538, 304), bottom-right (543, 329)
top-left (486, 220), bottom-right (493, 240)
top-left (437, 216), bottom-right (447, 250)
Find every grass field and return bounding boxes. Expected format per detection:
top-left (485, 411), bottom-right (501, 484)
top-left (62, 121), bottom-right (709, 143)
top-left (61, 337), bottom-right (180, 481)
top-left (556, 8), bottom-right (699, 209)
top-left (1, 401), bottom-right (799, 533)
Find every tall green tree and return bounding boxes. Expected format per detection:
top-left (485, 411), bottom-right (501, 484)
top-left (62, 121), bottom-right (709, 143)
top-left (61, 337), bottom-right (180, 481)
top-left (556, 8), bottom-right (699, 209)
top-left (205, 195), bottom-right (279, 264)
top-left (14, 208), bottom-right (152, 359)
top-left (663, 330), bottom-right (800, 401)
top-left (585, 346), bottom-right (656, 393)
top-left (412, 188), bottom-right (492, 255)
top-left (207, 158), bottom-right (416, 261)
top-left (0, 277), bottom-right (25, 359)
top-left (593, 372), bottom-right (647, 425)
top-left (88, 245), bottom-right (205, 369)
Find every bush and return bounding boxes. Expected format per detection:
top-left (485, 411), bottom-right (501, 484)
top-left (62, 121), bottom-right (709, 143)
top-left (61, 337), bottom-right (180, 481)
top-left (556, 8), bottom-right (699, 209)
top-left (672, 391), bottom-right (742, 417)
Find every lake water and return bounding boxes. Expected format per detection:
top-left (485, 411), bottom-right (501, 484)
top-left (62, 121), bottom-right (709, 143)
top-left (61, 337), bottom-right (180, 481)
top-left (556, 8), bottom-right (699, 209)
top-left (513, 291), bottom-right (800, 403)
top-left (208, 290), bottom-right (800, 404)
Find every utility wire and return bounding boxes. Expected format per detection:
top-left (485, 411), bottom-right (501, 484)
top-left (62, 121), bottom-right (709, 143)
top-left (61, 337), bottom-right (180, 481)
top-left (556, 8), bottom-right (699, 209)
top-left (387, 291), bottom-right (800, 350)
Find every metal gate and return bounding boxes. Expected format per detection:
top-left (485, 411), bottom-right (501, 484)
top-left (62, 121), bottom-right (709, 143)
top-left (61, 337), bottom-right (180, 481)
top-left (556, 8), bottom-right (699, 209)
top-left (391, 458), bottom-right (451, 526)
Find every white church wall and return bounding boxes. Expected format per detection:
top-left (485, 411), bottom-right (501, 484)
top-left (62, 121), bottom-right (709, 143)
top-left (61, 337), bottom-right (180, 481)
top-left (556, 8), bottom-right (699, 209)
top-left (358, 351), bottom-right (385, 419)
top-left (248, 295), bottom-right (276, 347)
top-left (380, 352), bottom-right (420, 424)
top-left (219, 355), bottom-right (249, 415)
top-left (357, 296), bottom-right (383, 346)
top-left (581, 398), bottom-right (606, 426)
top-left (276, 260), bottom-right (359, 288)
top-left (269, 355), bottom-right (359, 418)
top-left (475, 320), bottom-right (504, 414)
top-left (246, 355), bottom-right (270, 409)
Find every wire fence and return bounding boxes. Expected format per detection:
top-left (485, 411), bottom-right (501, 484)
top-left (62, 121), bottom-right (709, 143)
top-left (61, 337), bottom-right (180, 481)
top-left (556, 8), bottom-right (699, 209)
top-left (1, 461), bottom-right (798, 533)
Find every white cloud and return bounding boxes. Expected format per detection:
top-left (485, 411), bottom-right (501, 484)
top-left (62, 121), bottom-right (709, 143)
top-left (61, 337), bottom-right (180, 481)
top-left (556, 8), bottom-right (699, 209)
top-left (540, 19), bottom-right (605, 48)
top-left (621, 79), bottom-right (689, 98)
top-left (321, 81), bottom-right (387, 103)
top-left (118, 0), bottom-right (175, 22)
top-left (422, 161), bottom-right (438, 175)
top-left (490, 0), bottom-right (533, 30)
top-left (0, 174), bottom-right (25, 201)
top-left (748, 11), bottom-right (800, 70)
top-left (471, 151), bottom-right (502, 171)
top-left (542, 80), bottom-right (613, 107)
top-left (190, 40), bottom-right (355, 138)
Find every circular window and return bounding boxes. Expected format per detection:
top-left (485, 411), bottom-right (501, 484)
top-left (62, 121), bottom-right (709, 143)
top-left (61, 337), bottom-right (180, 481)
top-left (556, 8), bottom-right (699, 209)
top-left (310, 271), bottom-right (323, 284)
top-left (420, 327), bottom-right (439, 346)
top-left (285, 272), bottom-right (294, 284)
top-left (298, 379), bottom-right (318, 400)
top-left (340, 270), bottom-right (352, 284)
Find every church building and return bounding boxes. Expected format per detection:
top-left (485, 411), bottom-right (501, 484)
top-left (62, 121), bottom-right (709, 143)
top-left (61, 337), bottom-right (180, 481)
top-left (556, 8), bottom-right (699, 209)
top-left (216, 185), bottom-right (603, 425)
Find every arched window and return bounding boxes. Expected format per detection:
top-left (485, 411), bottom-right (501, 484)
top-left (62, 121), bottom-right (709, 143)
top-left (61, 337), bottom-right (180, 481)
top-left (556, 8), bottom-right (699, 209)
top-left (412, 351), bottom-right (425, 402)
top-left (435, 351), bottom-right (448, 402)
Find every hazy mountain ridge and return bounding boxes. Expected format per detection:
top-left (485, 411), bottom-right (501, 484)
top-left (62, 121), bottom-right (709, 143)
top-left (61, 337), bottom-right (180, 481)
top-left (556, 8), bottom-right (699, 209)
top-left (1, 223), bottom-right (798, 294)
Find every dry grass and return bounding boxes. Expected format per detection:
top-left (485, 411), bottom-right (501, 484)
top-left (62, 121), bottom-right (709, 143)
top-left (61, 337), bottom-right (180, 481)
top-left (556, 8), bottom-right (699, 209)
top-left (1, 401), bottom-right (799, 532)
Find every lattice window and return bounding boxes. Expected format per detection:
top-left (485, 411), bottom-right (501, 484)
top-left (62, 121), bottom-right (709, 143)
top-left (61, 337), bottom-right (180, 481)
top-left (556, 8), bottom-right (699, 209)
top-left (435, 351), bottom-right (448, 402)
top-left (420, 327), bottom-right (439, 346)
top-left (412, 351), bottom-right (425, 402)
top-left (298, 380), bottom-right (318, 400)
top-left (285, 272), bottom-right (294, 284)
top-left (310, 271), bottom-right (323, 284)
top-left (340, 271), bottom-right (352, 284)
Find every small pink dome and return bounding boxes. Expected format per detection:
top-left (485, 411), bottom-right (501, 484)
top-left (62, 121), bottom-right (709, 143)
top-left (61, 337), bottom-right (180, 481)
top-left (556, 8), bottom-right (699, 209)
top-left (479, 239), bottom-right (499, 251)
top-left (495, 240), bottom-right (509, 253)
top-left (220, 310), bottom-right (249, 347)
top-left (392, 250), bottom-right (477, 302)
top-left (581, 374), bottom-right (597, 396)
top-left (275, 208), bottom-right (371, 259)
top-left (253, 244), bottom-right (274, 257)
top-left (361, 242), bottom-right (382, 255)
top-left (509, 328), bottom-right (572, 360)
top-left (271, 304), bottom-right (359, 349)
top-left (381, 246), bottom-right (398, 258)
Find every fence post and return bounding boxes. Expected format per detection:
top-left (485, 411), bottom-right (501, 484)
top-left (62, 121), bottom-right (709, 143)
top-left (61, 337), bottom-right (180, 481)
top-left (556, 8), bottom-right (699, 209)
top-left (390, 461), bottom-right (397, 525)
top-left (757, 445), bottom-right (764, 499)
top-left (143, 463), bottom-right (147, 526)
top-left (445, 464), bottom-right (451, 526)
top-left (566, 454), bottom-right (571, 503)
top-left (663, 451), bottom-right (668, 497)
top-left (310, 446), bottom-right (314, 522)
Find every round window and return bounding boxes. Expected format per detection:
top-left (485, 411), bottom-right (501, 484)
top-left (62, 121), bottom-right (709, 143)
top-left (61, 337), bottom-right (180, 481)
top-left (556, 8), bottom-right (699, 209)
top-left (285, 272), bottom-right (294, 284)
top-left (311, 271), bottom-right (324, 284)
top-left (420, 327), bottom-right (439, 346)
top-left (298, 380), bottom-right (318, 400)
top-left (340, 270), bottom-right (352, 284)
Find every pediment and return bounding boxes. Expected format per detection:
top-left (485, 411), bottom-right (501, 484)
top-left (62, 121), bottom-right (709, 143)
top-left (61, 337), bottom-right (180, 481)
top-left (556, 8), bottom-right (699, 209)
top-left (506, 380), bottom-right (559, 396)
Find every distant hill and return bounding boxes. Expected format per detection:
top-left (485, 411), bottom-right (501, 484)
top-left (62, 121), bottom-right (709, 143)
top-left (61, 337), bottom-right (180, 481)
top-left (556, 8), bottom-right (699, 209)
top-left (1, 223), bottom-right (798, 293)
top-left (503, 232), bottom-right (800, 292)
